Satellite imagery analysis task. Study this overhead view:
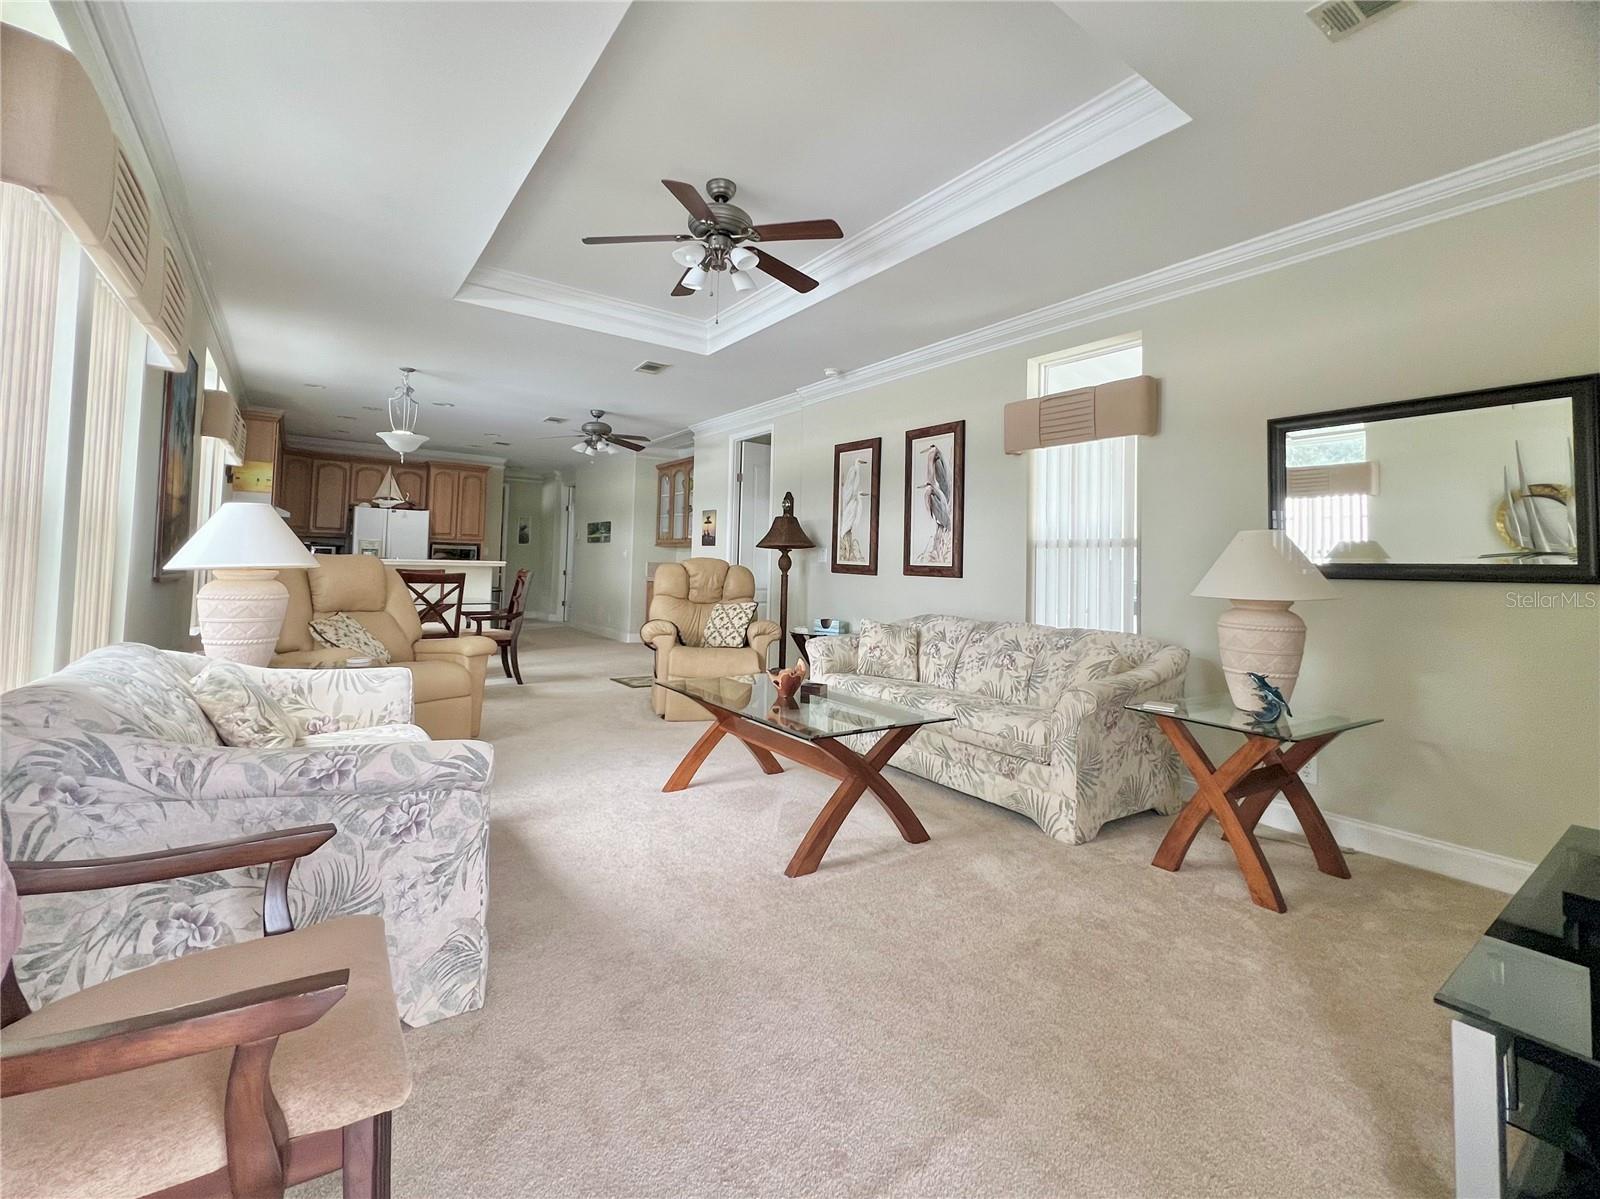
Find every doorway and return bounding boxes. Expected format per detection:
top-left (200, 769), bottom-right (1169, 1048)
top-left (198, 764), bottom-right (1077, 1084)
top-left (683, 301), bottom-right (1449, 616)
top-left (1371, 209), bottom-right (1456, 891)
top-left (733, 434), bottom-right (772, 616)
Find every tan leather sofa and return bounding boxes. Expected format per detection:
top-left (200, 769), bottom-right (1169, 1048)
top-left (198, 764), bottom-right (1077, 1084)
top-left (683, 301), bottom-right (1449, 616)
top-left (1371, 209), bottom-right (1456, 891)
top-left (273, 555), bottom-right (496, 738)
top-left (639, 558), bottom-right (782, 721)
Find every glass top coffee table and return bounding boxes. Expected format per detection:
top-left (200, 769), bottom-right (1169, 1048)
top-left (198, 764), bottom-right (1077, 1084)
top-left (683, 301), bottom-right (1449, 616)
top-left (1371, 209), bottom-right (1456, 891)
top-left (657, 674), bottom-right (953, 877)
top-left (1126, 695), bottom-right (1382, 913)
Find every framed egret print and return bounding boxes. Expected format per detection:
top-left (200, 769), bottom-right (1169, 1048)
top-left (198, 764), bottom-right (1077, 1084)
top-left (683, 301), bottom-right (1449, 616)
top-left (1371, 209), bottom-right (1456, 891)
top-left (831, 437), bottom-right (880, 574)
top-left (904, 420), bottom-right (964, 577)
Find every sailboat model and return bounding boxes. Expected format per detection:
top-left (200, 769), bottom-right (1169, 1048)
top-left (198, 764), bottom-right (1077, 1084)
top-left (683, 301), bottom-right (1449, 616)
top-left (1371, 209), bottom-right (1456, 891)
top-left (372, 467), bottom-right (407, 509)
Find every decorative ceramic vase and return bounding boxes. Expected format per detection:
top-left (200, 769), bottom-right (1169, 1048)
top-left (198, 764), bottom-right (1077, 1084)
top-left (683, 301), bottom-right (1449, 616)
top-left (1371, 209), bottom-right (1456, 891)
top-left (1216, 599), bottom-right (1306, 710)
top-left (770, 661), bottom-right (807, 704)
top-left (195, 569), bottom-right (289, 666)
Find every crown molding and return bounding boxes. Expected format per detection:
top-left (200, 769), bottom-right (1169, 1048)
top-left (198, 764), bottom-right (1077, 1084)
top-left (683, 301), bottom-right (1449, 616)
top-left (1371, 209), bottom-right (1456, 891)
top-left (691, 124), bottom-right (1600, 438)
top-left (55, 1), bottom-right (244, 390)
top-left (457, 267), bottom-right (709, 354)
top-left (282, 434), bottom-right (507, 467)
top-left (456, 75), bottom-right (1189, 356)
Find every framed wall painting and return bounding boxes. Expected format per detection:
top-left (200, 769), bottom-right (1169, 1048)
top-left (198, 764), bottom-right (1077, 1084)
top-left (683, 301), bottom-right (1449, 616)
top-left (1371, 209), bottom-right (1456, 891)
top-left (152, 351), bottom-right (200, 580)
top-left (831, 437), bottom-right (880, 574)
top-left (904, 420), bottom-right (964, 577)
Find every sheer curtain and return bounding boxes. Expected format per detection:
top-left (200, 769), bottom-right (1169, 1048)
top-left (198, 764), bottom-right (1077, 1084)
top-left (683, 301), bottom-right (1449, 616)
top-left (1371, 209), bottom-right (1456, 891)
top-left (1, 184), bottom-right (66, 689)
top-left (1027, 341), bottom-right (1142, 633)
top-left (68, 275), bottom-right (139, 659)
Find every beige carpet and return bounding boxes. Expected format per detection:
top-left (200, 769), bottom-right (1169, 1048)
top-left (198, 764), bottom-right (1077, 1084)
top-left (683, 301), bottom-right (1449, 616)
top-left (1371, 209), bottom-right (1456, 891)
top-left (301, 624), bottom-right (1503, 1198)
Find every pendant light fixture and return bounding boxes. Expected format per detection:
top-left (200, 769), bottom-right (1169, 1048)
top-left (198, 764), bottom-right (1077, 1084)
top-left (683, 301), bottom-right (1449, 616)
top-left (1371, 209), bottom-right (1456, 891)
top-left (377, 367), bottom-right (429, 459)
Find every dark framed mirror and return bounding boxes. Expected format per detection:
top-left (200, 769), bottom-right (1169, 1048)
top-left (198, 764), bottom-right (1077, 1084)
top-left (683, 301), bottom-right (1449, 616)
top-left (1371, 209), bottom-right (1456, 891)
top-left (1268, 375), bottom-right (1599, 583)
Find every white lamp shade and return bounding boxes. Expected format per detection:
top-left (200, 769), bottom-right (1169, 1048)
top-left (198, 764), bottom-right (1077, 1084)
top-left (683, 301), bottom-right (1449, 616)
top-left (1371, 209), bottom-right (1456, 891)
top-left (165, 502), bottom-right (319, 572)
top-left (730, 246), bottom-right (758, 271)
top-left (1191, 529), bottom-right (1337, 602)
top-left (672, 244), bottom-right (703, 268)
top-left (682, 265), bottom-right (707, 291)
top-left (377, 429), bottom-right (428, 455)
top-left (730, 268), bottom-right (755, 292)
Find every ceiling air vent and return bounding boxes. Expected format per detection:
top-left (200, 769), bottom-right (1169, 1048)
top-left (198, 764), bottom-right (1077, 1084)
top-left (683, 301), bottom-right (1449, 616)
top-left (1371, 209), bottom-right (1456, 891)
top-left (542, 416), bottom-right (566, 424)
top-left (1307, 0), bottom-right (1403, 42)
top-left (633, 360), bottom-right (670, 375)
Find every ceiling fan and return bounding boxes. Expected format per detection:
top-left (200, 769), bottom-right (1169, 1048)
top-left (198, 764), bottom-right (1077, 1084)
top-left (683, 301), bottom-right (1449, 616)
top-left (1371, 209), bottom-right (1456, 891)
top-left (535, 410), bottom-right (651, 457)
top-left (582, 178), bottom-right (842, 297)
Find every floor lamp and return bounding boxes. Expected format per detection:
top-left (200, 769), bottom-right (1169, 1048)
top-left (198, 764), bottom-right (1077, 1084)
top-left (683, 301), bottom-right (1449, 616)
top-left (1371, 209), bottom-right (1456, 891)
top-left (756, 491), bottom-right (814, 669)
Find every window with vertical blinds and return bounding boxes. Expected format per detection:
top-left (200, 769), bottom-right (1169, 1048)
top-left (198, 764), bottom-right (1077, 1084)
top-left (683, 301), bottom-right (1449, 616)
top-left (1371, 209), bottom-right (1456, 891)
top-left (1027, 340), bottom-right (1142, 633)
top-left (68, 275), bottom-right (139, 659)
top-left (1, 183), bottom-right (66, 689)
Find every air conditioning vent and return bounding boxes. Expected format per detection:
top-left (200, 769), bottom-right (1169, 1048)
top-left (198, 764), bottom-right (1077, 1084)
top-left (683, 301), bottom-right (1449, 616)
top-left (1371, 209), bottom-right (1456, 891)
top-left (633, 360), bottom-right (670, 375)
top-left (1307, 0), bottom-right (1403, 42)
top-left (542, 416), bottom-right (566, 423)
top-left (157, 245), bottom-right (188, 350)
top-left (103, 147), bottom-right (151, 287)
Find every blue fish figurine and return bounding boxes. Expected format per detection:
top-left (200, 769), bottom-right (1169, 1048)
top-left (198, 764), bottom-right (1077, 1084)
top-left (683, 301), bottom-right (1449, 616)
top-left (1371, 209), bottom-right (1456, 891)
top-left (1247, 673), bottom-right (1293, 724)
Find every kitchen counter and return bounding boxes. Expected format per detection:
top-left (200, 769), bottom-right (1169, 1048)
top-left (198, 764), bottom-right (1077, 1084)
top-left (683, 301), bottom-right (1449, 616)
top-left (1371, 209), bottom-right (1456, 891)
top-left (381, 558), bottom-right (505, 604)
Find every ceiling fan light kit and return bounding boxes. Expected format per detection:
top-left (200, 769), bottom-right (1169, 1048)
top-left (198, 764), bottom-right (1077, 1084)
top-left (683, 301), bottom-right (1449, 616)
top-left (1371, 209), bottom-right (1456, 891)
top-left (583, 177), bottom-right (843, 298)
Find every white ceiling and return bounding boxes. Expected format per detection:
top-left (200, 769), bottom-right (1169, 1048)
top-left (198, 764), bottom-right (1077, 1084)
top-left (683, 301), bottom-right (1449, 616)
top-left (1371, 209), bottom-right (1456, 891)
top-left (110, 1), bottom-right (1599, 470)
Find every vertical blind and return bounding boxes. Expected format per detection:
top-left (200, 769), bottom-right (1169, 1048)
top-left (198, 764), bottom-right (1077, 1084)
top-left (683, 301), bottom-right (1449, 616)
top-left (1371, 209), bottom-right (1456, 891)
top-left (1027, 342), bottom-right (1142, 633)
top-left (1, 184), bottom-right (65, 689)
top-left (68, 275), bottom-right (137, 660)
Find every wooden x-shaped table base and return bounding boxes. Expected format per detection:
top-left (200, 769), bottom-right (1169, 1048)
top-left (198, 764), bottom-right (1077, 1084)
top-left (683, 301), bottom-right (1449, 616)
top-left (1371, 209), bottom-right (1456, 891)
top-left (1150, 715), bottom-right (1350, 912)
top-left (663, 708), bottom-right (928, 877)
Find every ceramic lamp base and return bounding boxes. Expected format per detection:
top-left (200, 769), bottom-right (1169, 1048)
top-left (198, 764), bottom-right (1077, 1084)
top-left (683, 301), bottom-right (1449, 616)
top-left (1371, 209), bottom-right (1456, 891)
top-left (1216, 599), bottom-right (1306, 710)
top-left (195, 569), bottom-right (288, 666)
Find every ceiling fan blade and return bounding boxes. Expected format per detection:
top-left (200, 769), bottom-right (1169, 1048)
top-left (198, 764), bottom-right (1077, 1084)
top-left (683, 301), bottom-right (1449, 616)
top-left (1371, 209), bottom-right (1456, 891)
top-left (609, 434), bottom-right (649, 445)
top-left (582, 234), bottom-right (690, 244)
top-left (751, 219), bottom-right (843, 242)
top-left (608, 438), bottom-right (647, 453)
top-left (662, 179), bottom-right (713, 224)
top-left (670, 268), bottom-right (694, 297)
top-left (752, 248), bottom-right (819, 294)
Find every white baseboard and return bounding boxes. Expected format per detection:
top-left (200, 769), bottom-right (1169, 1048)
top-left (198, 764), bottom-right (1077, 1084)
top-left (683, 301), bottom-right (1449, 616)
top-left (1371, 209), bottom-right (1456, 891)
top-left (569, 620), bottom-right (639, 644)
top-left (1254, 798), bottom-right (1534, 894)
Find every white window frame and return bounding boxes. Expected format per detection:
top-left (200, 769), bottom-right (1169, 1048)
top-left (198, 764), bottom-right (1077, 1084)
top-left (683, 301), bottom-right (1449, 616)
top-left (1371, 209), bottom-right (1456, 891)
top-left (1025, 334), bottom-right (1143, 633)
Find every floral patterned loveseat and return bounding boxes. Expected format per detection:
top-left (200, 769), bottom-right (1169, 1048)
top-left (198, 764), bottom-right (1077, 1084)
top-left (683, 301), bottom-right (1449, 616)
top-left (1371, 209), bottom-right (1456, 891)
top-left (0, 643), bottom-right (492, 1027)
top-left (808, 617), bottom-right (1188, 845)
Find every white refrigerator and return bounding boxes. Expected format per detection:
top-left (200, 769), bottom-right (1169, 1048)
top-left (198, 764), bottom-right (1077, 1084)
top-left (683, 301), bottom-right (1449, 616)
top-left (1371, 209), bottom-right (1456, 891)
top-left (351, 507), bottom-right (430, 559)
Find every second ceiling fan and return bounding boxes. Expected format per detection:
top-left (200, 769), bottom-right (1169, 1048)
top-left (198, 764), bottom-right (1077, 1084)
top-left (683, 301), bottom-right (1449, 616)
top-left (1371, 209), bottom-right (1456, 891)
top-left (582, 178), bottom-right (842, 297)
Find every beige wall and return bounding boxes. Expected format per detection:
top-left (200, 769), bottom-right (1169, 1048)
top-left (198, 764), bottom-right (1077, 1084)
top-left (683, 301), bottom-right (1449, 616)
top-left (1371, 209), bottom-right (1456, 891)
top-left (696, 182), bottom-right (1599, 864)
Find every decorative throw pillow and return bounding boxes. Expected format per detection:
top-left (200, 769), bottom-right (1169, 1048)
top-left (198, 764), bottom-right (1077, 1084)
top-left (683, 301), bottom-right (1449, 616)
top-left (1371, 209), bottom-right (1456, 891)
top-left (309, 612), bottom-right (392, 664)
top-left (857, 620), bottom-right (919, 680)
top-left (190, 662), bottom-right (299, 748)
top-left (701, 600), bottom-right (758, 648)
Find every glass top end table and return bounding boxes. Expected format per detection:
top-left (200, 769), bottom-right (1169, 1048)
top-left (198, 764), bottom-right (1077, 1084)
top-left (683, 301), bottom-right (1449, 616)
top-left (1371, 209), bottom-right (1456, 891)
top-left (1125, 694), bottom-right (1383, 913)
top-left (656, 674), bottom-right (952, 877)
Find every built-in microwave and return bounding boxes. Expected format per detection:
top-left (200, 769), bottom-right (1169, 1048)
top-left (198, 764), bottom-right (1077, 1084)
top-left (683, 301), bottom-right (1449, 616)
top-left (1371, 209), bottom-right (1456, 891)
top-left (430, 543), bottom-right (479, 561)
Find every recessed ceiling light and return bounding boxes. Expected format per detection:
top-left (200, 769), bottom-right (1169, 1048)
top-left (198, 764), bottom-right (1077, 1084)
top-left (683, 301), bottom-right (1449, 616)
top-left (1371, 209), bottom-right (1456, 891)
top-left (823, 367), bottom-right (843, 378)
top-left (493, 441), bottom-right (511, 447)
top-left (335, 415), bottom-right (356, 421)
top-left (431, 401), bottom-right (456, 408)
top-left (542, 416), bottom-right (566, 424)
top-left (303, 383), bottom-right (326, 389)
top-left (362, 405), bottom-right (382, 411)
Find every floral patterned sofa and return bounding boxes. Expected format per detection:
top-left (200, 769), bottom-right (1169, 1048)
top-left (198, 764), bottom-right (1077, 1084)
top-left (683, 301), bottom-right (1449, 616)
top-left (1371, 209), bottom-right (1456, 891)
top-left (0, 643), bottom-right (492, 1027)
top-left (808, 616), bottom-right (1189, 844)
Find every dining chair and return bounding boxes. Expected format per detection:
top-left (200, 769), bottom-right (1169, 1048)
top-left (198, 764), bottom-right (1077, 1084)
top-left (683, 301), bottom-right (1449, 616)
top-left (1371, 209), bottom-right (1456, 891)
top-left (397, 569), bottom-right (466, 638)
top-left (465, 567), bottom-right (530, 685)
top-left (0, 825), bottom-right (410, 1199)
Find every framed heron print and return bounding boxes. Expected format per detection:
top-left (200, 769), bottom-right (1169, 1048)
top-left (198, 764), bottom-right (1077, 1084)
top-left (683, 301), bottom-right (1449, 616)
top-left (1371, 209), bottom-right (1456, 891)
top-left (904, 420), bottom-right (964, 577)
top-left (831, 437), bottom-right (880, 574)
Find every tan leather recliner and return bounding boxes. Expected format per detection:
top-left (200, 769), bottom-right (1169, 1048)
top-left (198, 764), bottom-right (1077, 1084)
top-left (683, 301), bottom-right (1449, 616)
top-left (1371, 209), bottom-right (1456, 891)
top-left (273, 555), bottom-right (496, 739)
top-left (640, 559), bottom-right (781, 721)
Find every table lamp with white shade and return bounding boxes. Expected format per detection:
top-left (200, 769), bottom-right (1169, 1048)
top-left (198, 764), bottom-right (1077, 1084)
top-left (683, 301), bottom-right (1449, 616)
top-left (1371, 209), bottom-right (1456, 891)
top-left (1191, 529), bottom-right (1338, 710)
top-left (164, 502), bottom-right (319, 665)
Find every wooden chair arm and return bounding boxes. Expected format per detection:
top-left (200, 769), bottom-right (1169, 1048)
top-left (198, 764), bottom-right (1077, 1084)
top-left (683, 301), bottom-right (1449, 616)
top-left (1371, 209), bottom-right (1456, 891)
top-left (0, 969), bottom-right (348, 1098)
top-left (8, 825), bottom-right (336, 897)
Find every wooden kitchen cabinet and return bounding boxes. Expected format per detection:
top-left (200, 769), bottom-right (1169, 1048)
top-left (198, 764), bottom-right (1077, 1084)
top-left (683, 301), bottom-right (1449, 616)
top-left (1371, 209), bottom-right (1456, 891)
top-left (394, 465), bottom-right (428, 509)
top-left (655, 457), bottom-right (693, 548)
top-left (309, 460), bottom-right (351, 534)
top-left (349, 462), bottom-right (388, 505)
top-left (427, 463), bottom-right (489, 543)
top-left (278, 453), bottom-right (313, 534)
